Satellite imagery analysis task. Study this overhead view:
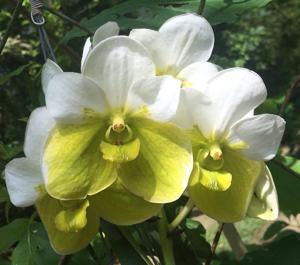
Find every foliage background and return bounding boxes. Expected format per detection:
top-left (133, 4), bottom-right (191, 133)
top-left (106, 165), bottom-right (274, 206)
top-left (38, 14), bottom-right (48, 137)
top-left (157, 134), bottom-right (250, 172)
top-left (0, 0), bottom-right (299, 264)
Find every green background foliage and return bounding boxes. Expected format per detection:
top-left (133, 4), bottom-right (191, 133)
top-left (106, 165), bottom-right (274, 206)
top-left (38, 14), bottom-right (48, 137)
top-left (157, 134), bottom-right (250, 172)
top-left (0, 0), bottom-right (300, 264)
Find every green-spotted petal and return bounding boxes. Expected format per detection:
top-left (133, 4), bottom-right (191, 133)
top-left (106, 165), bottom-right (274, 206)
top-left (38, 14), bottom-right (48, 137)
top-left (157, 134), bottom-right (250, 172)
top-left (119, 117), bottom-right (193, 203)
top-left (90, 179), bottom-right (162, 225)
top-left (36, 194), bottom-right (99, 255)
top-left (195, 162), bottom-right (232, 191)
top-left (43, 122), bottom-right (116, 200)
top-left (100, 138), bottom-right (140, 163)
top-left (189, 150), bottom-right (262, 222)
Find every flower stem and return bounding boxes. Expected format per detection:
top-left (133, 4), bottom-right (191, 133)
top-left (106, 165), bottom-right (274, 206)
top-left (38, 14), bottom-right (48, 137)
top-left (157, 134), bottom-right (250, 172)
top-left (197, 0), bottom-right (206, 15)
top-left (205, 222), bottom-right (224, 265)
top-left (158, 209), bottom-right (176, 265)
top-left (168, 198), bottom-right (194, 233)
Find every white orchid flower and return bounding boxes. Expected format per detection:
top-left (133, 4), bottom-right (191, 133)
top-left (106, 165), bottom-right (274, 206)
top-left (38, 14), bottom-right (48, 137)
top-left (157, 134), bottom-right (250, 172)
top-left (129, 13), bottom-right (218, 88)
top-left (186, 68), bottom-right (285, 222)
top-left (38, 35), bottom-right (193, 205)
top-left (80, 21), bottom-right (120, 71)
top-left (129, 13), bottom-right (220, 127)
top-left (5, 107), bottom-right (162, 254)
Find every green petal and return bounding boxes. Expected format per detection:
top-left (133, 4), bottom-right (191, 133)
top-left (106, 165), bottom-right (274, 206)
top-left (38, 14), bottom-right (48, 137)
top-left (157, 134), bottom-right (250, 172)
top-left (55, 199), bottom-right (89, 232)
top-left (247, 164), bottom-right (278, 221)
top-left (198, 166), bottom-right (232, 191)
top-left (43, 121), bottom-right (116, 200)
top-left (189, 150), bottom-right (262, 222)
top-left (90, 179), bottom-right (162, 225)
top-left (119, 117), bottom-right (193, 203)
top-left (100, 138), bottom-right (140, 163)
top-left (36, 194), bottom-right (99, 255)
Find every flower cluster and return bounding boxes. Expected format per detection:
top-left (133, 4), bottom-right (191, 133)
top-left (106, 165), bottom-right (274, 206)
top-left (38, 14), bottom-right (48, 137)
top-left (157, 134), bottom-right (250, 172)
top-left (5, 14), bottom-right (285, 254)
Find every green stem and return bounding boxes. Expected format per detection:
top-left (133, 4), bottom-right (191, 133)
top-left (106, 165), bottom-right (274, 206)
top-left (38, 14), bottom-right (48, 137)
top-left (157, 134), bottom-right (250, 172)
top-left (158, 209), bottom-right (176, 265)
top-left (197, 0), bottom-right (206, 15)
top-left (168, 198), bottom-right (194, 233)
top-left (205, 222), bottom-right (224, 265)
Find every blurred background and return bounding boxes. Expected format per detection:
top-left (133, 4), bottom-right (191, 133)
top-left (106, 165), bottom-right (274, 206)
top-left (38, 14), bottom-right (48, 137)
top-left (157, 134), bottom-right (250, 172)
top-left (0, 0), bottom-right (299, 264)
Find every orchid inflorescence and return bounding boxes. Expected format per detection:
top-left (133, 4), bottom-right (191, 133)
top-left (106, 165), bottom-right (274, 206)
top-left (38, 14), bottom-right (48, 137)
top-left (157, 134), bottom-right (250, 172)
top-left (5, 13), bottom-right (285, 254)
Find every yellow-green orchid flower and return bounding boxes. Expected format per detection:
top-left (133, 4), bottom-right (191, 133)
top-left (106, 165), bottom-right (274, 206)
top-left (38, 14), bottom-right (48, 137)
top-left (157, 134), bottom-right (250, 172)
top-left (5, 107), bottom-right (161, 254)
top-left (183, 68), bottom-right (285, 222)
top-left (33, 31), bottom-right (194, 205)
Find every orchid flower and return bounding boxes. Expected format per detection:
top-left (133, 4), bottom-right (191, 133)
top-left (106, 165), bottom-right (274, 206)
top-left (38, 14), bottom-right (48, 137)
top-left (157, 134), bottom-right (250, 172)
top-left (129, 13), bottom-right (220, 127)
top-left (129, 14), bottom-right (218, 88)
top-left (5, 107), bottom-right (161, 254)
top-left (5, 108), bottom-right (99, 254)
top-left (185, 68), bottom-right (285, 222)
top-left (39, 35), bottom-right (193, 204)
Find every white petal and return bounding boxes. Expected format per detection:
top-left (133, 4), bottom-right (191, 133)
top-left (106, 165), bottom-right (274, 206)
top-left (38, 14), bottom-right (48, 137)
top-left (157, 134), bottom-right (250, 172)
top-left (159, 14), bottom-right (214, 71)
top-left (83, 36), bottom-right (155, 108)
top-left (81, 38), bottom-right (91, 72)
top-left (130, 29), bottom-right (170, 71)
top-left (24, 107), bottom-right (55, 161)
top-left (173, 88), bottom-right (210, 129)
top-left (193, 68), bottom-right (267, 138)
top-left (5, 158), bottom-right (43, 207)
top-left (46, 72), bottom-right (108, 123)
top-left (127, 76), bottom-right (181, 122)
top-left (177, 62), bottom-right (219, 90)
top-left (92, 22), bottom-right (120, 47)
top-left (42, 59), bottom-right (63, 94)
top-left (247, 165), bottom-right (279, 220)
top-left (229, 114), bottom-right (285, 161)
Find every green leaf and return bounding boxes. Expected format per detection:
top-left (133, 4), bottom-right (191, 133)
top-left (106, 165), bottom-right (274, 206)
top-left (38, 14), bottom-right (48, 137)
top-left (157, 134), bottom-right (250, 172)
top-left (63, 0), bottom-right (272, 43)
top-left (203, 0), bottom-right (273, 25)
top-left (11, 237), bottom-right (33, 265)
top-left (268, 160), bottom-right (300, 215)
top-left (238, 234), bottom-right (300, 265)
top-left (67, 249), bottom-right (98, 265)
top-left (0, 64), bottom-right (32, 85)
top-left (0, 219), bottom-right (29, 253)
top-left (182, 218), bottom-right (211, 259)
top-left (11, 222), bottom-right (60, 265)
top-left (278, 155), bottom-right (300, 174)
top-left (263, 221), bottom-right (288, 240)
top-left (101, 221), bottom-right (146, 265)
top-left (0, 142), bottom-right (23, 161)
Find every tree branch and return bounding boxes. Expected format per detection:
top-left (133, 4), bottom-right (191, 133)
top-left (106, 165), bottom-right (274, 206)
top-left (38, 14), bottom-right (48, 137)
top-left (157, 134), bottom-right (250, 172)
top-left (278, 74), bottom-right (300, 117)
top-left (43, 6), bottom-right (93, 36)
top-left (0, 0), bottom-right (24, 55)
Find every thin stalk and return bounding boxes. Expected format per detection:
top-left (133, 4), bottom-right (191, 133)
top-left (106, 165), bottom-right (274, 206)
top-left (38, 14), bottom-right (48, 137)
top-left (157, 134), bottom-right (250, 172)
top-left (158, 209), bottom-right (176, 265)
top-left (205, 223), bottom-right (224, 265)
top-left (278, 74), bottom-right (300, 117)
top-left (43, 6), bottom-right (93, 36)
top-left (168, 198), bottom-right (194, 233)
top-left (197, 0), bottom-right (206, 15)
top-left (0, 0), bottom-right (24, 55)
